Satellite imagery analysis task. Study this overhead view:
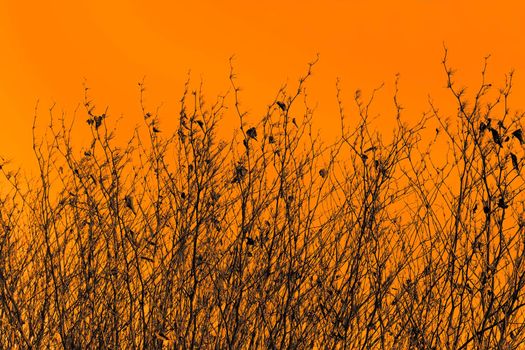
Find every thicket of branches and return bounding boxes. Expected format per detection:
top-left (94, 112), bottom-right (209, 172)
top-left (1, 51), bottom-right (525, 349)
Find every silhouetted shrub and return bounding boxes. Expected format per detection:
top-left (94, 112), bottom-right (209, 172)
top-left (0, 51), bottom-right (524, 349)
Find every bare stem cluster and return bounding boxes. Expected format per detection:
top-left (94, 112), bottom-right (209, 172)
top-left (0, 52), bottom-right (524, 349)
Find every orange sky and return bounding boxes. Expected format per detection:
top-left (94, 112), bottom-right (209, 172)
top-left (1, 1), bottom-right (525, 168)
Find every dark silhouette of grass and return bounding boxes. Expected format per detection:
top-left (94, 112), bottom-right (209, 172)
top-left (0, 50), bottom-right (524, 349)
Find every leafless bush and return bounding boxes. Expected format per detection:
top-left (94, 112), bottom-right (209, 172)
top-left (0, 50), bottom-right (524, 349)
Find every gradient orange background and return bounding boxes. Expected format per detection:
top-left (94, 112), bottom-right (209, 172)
top-left (1, 1), bottom-right (525, 168)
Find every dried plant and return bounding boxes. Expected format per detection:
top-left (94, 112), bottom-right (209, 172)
top-left (0, 50), bottom-right (524, 349)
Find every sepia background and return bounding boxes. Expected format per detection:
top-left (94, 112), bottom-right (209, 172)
top-left (2, 1), bottom-right (525, 348)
